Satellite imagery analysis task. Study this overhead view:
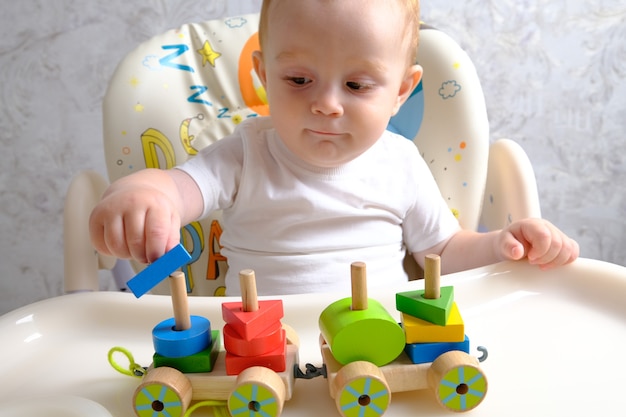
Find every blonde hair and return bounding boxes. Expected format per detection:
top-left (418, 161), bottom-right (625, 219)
top-left (258, 0), bottom-right (420, 64)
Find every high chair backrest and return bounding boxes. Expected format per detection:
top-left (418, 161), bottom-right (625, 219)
top-left (101, 14), bottom-right (490, 296)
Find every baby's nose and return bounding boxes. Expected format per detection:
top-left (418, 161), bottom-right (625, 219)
top-left (311, 86), bottom-right (344, 117)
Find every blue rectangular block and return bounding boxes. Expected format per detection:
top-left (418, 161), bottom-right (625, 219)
top-left (127, 243), bottom-right (192, 298)
top-left (404, 335), bottom-right (470, 364)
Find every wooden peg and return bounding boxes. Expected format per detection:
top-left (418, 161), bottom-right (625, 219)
top-left (239, 269), bottom-right (259, 312)
top-left (424, 254), bottom-right (441, 300)
top-left (351, 262), bottom-right (368, 311)
top-left (169, 271), bottom-right (191, 331)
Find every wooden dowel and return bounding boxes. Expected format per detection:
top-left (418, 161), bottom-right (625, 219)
top-left (239, 269), bottom-right (259, 312)
top-left (424, 254), bottom-right (441, 299)
top-left (169, 271), bottom-right (191, 331)
top-left (351, 262), bottom-right (368, 311)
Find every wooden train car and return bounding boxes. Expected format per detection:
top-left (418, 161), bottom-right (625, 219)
top-left (123, 246), bottom-right (487, 416)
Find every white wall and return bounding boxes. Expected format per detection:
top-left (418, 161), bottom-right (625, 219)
top-left (1, 0), bottom-right (624, 315)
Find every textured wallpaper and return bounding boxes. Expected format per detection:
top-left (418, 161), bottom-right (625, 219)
top-left (1, 0), bottom-right (624, 315)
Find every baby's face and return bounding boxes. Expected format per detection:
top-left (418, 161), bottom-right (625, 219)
top-left (254, 0), bottom-right (420, 168)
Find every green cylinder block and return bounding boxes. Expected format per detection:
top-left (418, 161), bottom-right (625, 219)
top-left (319, 297), bottom-right (405, 367)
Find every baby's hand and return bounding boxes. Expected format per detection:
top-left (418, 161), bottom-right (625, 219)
top-left (89, 172), bottom-right (182, 264)
top-left (498, 218), bottom-right (579, 269)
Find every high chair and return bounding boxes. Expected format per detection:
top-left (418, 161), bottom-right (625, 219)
top-left (64, 14), bottom-right (541, 296)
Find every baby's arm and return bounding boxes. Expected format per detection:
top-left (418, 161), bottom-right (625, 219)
top-left (89, 168), bottom-right (203, 264)
top-left (413, 218), bottom-right (579, 274)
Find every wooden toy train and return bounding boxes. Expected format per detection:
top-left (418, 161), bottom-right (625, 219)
top-left (120, 244), bottom-right (488, 416)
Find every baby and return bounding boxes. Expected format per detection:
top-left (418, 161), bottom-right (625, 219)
top-left (89, 0), bottom-right (579, 295)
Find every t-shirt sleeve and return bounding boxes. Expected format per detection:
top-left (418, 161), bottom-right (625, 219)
top-left (175, 132), bottom-right (244, 220)
top-left (402, 145), bottom-right (461, 253)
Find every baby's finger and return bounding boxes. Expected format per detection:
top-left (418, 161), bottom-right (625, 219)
top-left (539, 237), bottom-right (580, 269)
top-left (124, 210), bottom-right (149, 264)
top-left (144, 205), bottom-right (180, 263)
top-left (568, 238), bottom-right (580, 262)
top-left (529, 230), bottom-right (563, 266)
top-left (166, 213), bottom-right (183, 256)
top-left (499, 231), bottom-right (528, 261)
top-left (521, 222), bottom-right (554, 262)
top-left (88, 214), bottom-right (109, 256)
top-left (103, 215), bottom-right (132, 259)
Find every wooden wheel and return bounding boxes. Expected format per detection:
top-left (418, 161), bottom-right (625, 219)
top-left (333, 361), bottom-right (390, 417)
top-left (133, 367), bottom-right (192, 417)
top-left (228, 366), bottom-right (286, 417)
top-left (428, 351), bottom-right (487, 412)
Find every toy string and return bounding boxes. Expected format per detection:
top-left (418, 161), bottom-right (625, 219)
top-left (184, 400), bottom-right (229, 417)
top-left (107, 346), bottom-right (146, 378)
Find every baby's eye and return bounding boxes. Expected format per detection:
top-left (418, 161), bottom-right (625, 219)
top-left (346, 81), bottom-right (372, 91)
top-left (286, 76), bottom-right (311, 86)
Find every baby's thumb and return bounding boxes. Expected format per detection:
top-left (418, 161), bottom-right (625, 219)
top-left (500, 232), bottom-right (526, 261)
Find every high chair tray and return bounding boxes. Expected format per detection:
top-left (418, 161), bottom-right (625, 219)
top-left (1, 258), bottom-right (624, 416)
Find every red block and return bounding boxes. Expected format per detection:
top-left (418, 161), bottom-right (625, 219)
top-left (224, 321), bottom-right (284, 357)
top-left (225, 331), bottom-right (287, 375)
top-left (221, 299), bottom-right (284, 340)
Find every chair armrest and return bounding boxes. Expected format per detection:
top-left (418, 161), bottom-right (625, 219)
top-left (480, 139), bottom-right (541, 231)
top-left (63, 170), bottom-right (115, 292)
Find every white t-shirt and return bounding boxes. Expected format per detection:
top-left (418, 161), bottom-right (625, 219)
top-left (178, 117), bottom-right (459, 295)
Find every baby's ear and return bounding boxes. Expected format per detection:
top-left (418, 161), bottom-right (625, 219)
top-left (252, 50), bottom-right (267, 87)
top-left (393, 64), bottom-right (423, 115)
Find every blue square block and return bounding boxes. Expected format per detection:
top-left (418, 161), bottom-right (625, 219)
top-left (127, 243), bottom-right (192, 298)
top-left (404, 335), bottom-right (470, 364)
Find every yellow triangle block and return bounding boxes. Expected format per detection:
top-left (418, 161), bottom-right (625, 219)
top-left (401, 302), bottom-right (465, 343)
